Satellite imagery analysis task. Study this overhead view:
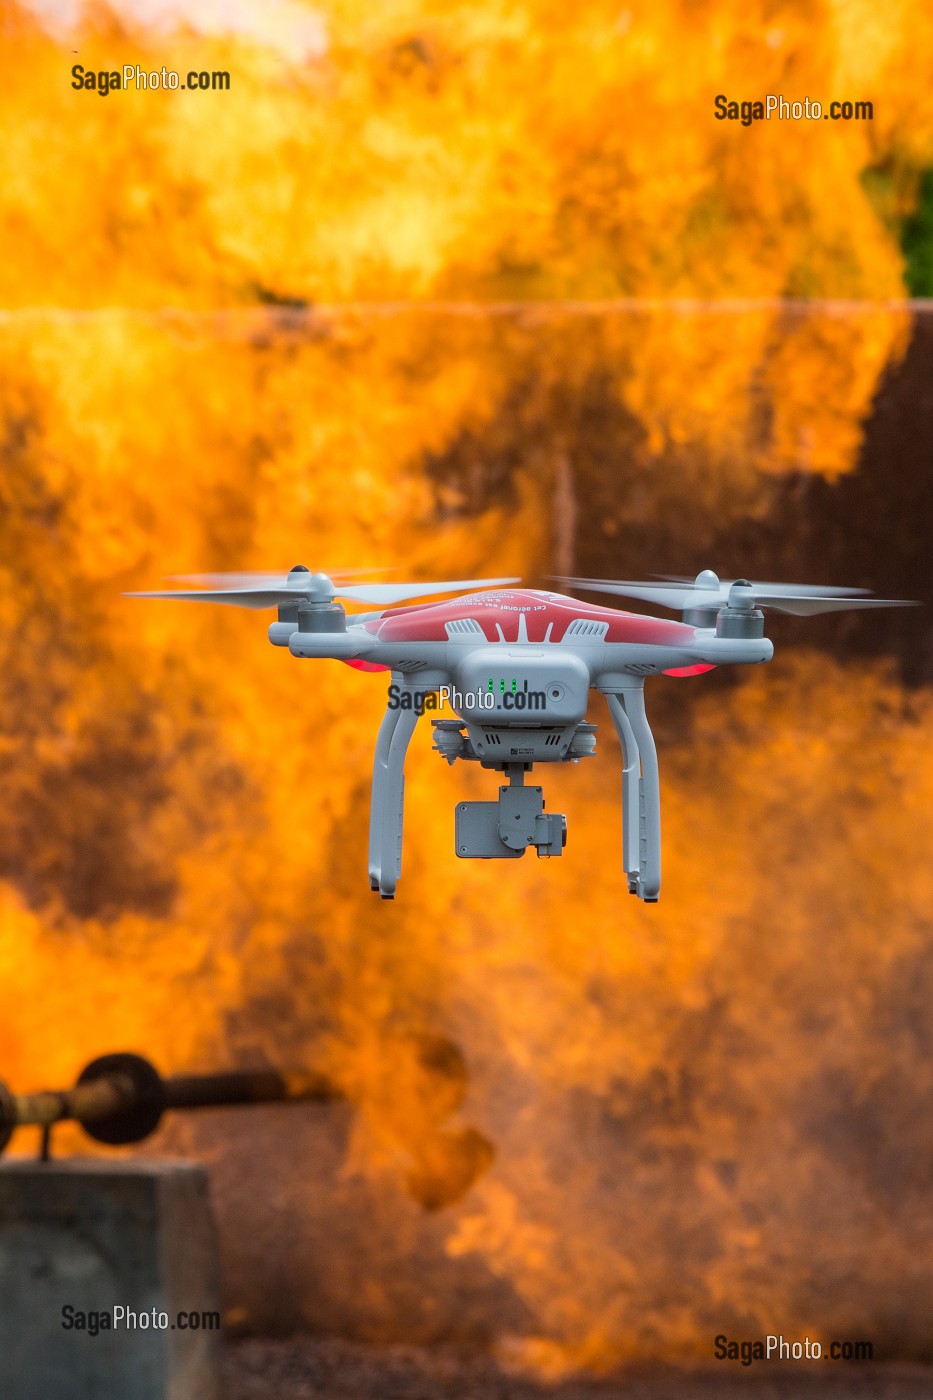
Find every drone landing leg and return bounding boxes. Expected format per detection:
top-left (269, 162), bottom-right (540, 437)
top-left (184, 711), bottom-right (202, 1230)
top-left (369, 703), bottom-right (403, 890)
top-left (372, 705), bottom-right (420, 899)
top-left (605, 695), bottom-right (641, 888)
top-left (605, 684), bottom-right (661, 902)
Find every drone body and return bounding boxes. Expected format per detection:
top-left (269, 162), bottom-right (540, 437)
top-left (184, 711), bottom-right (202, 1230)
top-left (130, 567), bottom-right (911, 902)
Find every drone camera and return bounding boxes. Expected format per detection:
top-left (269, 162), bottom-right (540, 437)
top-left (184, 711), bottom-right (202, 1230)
top-left (455, 783), bottom-right (567, 860)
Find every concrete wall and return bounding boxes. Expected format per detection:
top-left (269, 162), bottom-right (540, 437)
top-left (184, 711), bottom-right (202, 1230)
top-left (0, 1157), bottom-right (221, 1400)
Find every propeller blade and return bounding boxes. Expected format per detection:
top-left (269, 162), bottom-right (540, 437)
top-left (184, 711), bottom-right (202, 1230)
top-left (655, 575), bottom-right (871, 597)
top-left (167, 568), bottom-right (392, 587)
top-left (550, 576), bottom-right (917, 616)
top-left (125, 586), bottom-right (299, 608)
top-left (550, 578), bottom-right (713, 610)
top-left (337, 577), bottom-right (520, 605)
top-left (753, 595), bottom-right (917, 615)
top-left (127, 575), bottom-right (522, 609)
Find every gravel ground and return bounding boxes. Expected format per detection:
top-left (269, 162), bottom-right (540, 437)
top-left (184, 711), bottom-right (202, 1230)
top-left (223, 1338), bottom-right (933, 1400)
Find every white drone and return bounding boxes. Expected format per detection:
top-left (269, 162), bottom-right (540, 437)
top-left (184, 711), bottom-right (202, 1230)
top-left (130, 568), bottom-right (912, 901)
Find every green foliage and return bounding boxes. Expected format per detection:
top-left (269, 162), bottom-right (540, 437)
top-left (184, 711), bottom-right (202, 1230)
top-left (901, 170), bottom-right (933, 296)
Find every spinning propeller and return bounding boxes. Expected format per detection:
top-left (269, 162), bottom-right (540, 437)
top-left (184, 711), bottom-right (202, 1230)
top-left (127, 565), bottom-right (521, 609)
top-left (550, 570), bottom-right (915, 617)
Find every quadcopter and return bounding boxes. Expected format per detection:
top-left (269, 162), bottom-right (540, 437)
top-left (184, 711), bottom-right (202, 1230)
top-left (129, 568), bottom-right (912, 901)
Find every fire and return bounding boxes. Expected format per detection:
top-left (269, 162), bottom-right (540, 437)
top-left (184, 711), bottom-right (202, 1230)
top-left (1, 0), bottom-right (932, 1369)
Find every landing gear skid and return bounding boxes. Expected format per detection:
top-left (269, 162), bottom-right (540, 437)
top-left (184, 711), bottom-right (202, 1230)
top-left (603, 679), bottom-right (661, 902)
top-left (368, 686), bottom-right (419, 899)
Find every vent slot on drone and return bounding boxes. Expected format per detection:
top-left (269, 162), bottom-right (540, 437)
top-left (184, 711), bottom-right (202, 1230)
top-left (445, 618), bottom-right (485, 637)
top-left (564, 618), bottom-right (610, 639)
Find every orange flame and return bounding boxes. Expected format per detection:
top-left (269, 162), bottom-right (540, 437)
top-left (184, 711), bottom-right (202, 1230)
top-left (1, 0), bottom-right (932, 1368)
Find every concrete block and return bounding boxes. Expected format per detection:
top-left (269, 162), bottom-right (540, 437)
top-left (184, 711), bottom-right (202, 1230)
top-left (0, 1157), bottom-right (222, 1400)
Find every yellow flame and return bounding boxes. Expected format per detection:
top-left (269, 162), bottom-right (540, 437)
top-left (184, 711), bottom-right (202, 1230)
top-left (1, 0), bottom-right (932, 1366)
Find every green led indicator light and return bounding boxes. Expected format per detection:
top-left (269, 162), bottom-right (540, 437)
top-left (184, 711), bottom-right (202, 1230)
top-left (487, 678), bottom-right (526, 694)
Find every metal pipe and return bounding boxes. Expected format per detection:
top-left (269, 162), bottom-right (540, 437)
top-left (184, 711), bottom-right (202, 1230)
top-left (0, 1055), bottom-right (342, 1157)
top-left (163, 1069), bottom-right (341, 1111)
top-left (9, 1075), bottom-right (138, 1129)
